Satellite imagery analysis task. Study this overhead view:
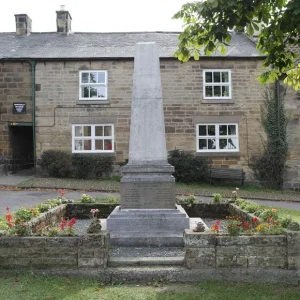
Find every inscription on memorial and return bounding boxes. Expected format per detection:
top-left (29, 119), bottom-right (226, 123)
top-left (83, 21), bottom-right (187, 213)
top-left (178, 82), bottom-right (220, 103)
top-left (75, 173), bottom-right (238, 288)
top-left (121, 181), bottom-right (175, 209)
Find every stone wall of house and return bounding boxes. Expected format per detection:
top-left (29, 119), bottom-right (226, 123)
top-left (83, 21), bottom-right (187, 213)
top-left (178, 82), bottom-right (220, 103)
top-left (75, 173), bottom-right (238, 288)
top-left (35, 59), bottom-right (266, 181)
top-left (284, 87), bottom-right (300, 190)
top-left (0, 61), bottom-right (32, 161)
top-left (184, 229), bottom-right (300, 270)
top-left (0, 233), bottom-right (109, 269)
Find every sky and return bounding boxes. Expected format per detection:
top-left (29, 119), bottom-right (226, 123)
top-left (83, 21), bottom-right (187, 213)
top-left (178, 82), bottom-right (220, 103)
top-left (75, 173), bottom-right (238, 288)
top-left (0, 0), bottom-right (189, 33)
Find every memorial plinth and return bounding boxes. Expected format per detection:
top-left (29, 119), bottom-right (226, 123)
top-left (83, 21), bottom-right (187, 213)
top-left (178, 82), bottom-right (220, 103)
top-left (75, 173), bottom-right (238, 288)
top-left (106, 42), bottom-right (189, 246)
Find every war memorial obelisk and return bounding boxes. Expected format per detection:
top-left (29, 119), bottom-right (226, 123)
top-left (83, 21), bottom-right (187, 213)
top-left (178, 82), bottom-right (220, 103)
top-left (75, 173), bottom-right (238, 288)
top-left (107, 42), bottom-right (189, 246)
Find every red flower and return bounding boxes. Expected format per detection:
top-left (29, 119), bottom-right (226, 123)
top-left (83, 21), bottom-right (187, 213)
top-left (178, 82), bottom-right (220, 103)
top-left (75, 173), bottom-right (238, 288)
top-left (68, 217), bottom-right (76, 228)
top-left (253, 216), bottom-right (258, 223)
top-left (242, 221), bottom-right (250, 229)
top-left (60, 219), bottom-right (67, 230)
top-left (212, 220), bottom-right (221, 233)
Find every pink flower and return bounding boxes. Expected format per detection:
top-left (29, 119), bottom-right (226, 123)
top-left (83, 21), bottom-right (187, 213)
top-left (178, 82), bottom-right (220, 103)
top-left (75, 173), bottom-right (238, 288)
top-left (90, 209), bottom-right (100, 218)
top-left (58, 189), bottom-right (65, 196)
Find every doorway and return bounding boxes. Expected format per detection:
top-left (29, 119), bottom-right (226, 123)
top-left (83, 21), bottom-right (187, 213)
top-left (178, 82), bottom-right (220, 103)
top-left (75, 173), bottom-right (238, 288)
top-left (9, 125), bottom-right (34, 173)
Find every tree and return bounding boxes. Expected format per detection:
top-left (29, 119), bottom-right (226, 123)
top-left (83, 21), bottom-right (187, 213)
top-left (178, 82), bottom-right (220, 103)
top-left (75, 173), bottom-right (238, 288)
top-left (173, 0), bottom-right (300, 89)
top-left (250, 86), bottom-right (288, 189)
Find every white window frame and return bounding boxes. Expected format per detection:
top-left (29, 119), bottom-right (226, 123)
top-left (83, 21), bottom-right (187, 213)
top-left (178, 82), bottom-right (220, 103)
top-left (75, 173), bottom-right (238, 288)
top-left (79, 70), bottom-right (108, 100)
top-left (203, 69), bottom-right (232, 99)
top-left (196, 123), bottom-right (239, 152)
top-left (72, 124), bottom-right (114, 153)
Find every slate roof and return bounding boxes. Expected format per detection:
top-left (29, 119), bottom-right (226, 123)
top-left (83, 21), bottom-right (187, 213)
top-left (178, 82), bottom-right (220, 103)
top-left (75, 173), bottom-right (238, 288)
top-left (0, 31), bottom-right (262, 60)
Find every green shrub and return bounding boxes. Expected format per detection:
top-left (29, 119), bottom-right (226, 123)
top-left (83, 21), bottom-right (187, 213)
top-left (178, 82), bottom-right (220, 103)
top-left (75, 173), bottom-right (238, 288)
top-left (287, 221), bottom-right (300, 231)
top-left (40, 150), bottom-right (72, 178)
top-left (280, 215), bottom-right (292, 228)
top-left (212, 193), bottom-right (222, 203)
top-left (15, 208), bottom-right (39, 221)
top-left (80, 194), bottom-right (95, 203)
top-left (168, 149), bottom-right (209, 183)
top-left (37, 203), bottom-right (51, 213)
top-left (243, 202), bottom-right (261, 213)
top-left (249, 88), bottom-right (288, 189)
top-left (72, 154), bottom-right (113, 179)
top-left (235, 198), bottom-right (245, 206)
top-left (40, 150), bottom-right (113, 179)
top-left (46, 199), bottom-right (62, 208)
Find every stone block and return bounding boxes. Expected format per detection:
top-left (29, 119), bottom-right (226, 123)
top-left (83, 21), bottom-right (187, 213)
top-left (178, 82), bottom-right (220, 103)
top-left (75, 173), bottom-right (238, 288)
top-left (184, 230), bottom-right (216, 247)
top-left (42, 247), bottom-right (78, 256)
top-left (216, 256), bottom-right (248, 267)
top-left (217, 236), bottom-right (251, 246)
top-left (46, 237), bottom-right (78, 248)
top-left (78, 258), bottom-right (105, 268)
top-left (31, 256), bottom-right (77, 267)
top-left (78, 248), bottom-right (95, 258)
top-left (0, 237), bottom-right (32, 248)
top-left (216, 245), bottom-right (247, 256)
top-left (78, 233), bottom-right (109, 248)
top-left (252, 235), bottom-right (287, 246)
top-left (248, 256), bottom-right (287, 268)
top-left (0, 257), bottom-right (15, 267)
top-left (246, 246), bottom-right (287, 257)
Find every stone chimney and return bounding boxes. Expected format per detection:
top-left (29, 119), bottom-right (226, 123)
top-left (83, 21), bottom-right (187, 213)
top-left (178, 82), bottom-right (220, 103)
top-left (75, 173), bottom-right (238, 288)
top-left (56, 5), bottom-right (72, 34)
top-left (14, 14), bottom-right (32, 36)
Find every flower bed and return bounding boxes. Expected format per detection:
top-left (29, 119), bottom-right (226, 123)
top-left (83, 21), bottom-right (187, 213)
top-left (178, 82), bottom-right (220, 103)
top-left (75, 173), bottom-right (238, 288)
top-left (185, 201), bottom-right (300, 272)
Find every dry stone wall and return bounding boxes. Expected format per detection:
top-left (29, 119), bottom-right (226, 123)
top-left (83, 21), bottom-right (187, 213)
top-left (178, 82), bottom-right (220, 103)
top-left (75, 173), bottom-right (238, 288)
top-left (184, 229), bottom-right (300, 270)
top-left (0, 233), bottom-right (110, 269)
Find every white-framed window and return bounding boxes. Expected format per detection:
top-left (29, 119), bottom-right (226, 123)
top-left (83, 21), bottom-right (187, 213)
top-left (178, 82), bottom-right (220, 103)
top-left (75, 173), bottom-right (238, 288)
top-left (79, 71), bottom-right (107, 100)
top-left (72, 124), bottom-right (114, 153)
top-left (203, 70), bottom-right (231, 99)
top-left (196, 123), bottom-right (239, 152)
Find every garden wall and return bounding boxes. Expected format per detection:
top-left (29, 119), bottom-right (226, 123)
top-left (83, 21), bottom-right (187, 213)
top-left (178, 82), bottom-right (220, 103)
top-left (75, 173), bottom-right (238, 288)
top-left (184, 230), bottom-right (300, 270)
top-left (0, 233), bottom-right (110, 269)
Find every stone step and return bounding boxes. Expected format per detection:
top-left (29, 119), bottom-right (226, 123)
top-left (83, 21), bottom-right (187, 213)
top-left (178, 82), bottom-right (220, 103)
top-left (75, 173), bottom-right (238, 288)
top-left (104, 266), bottom-right (191, 283)
top-left (109, 232), bottom-right (184, 247)
top-left (108, 256), bottom-right (184, 267)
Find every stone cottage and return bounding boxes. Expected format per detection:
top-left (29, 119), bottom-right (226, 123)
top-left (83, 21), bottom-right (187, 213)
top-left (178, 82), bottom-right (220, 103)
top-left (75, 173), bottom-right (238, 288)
top-left (0, 8), bottom-right (299, 189)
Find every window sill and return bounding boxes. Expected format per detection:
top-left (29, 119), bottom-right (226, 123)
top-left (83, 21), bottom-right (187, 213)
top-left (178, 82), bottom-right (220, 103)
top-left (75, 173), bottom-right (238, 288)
top-left (202, 99), bottom-right (234, 104)
top-left (195, 152), bottom-right (240, 157)
top-left (77, 100), bottom-right (110, 105)
top-left (72, 152), bottom-right (116, 156)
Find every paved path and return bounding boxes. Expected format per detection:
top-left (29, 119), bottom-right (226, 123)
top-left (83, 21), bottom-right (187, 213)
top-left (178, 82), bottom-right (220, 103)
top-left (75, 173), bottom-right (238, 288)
top-left (0, 190), bottom-right (299, 214)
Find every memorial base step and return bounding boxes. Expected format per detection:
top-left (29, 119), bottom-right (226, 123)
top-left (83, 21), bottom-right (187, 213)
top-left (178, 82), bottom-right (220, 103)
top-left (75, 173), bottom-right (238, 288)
top-left (109, 232), bottom-right (184, 247)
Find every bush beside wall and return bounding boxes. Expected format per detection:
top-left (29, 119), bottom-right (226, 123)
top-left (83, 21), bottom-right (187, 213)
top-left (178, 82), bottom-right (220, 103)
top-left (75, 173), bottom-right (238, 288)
top-left (168, 149), bottom-right (210, 183)
top-left (40, 150), bottom-right (113, 179)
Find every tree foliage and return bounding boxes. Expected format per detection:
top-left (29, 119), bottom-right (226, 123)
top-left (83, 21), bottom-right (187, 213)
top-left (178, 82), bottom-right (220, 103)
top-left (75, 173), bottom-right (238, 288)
top-left (173, 0), bottom-right (300, 88)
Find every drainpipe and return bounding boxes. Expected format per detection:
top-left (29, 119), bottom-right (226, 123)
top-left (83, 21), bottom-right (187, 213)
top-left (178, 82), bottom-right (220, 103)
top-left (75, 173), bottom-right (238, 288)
top-left (28, 60), bottom-right (36, 174)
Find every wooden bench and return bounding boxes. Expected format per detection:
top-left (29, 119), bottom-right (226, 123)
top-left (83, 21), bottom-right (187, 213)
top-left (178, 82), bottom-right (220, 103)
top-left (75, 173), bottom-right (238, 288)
top-left (210, 167), bottom-right (245, 186)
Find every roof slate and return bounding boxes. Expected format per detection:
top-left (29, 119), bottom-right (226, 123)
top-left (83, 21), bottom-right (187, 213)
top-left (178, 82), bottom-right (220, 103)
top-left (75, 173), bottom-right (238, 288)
top-left (0, 31), bottom-right (262, 60)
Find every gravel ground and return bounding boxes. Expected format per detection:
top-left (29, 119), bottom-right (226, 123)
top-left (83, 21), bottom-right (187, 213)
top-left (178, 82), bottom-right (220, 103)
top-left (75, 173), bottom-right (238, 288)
top-left (73, 217), bottom-right (226, 237)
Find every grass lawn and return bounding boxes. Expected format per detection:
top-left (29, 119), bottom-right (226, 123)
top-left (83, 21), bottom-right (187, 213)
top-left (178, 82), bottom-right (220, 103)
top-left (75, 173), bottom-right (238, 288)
top-left (0, 271), bottom-right (300, 300)
top-left (19, 177), bottom-right (300, 201)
